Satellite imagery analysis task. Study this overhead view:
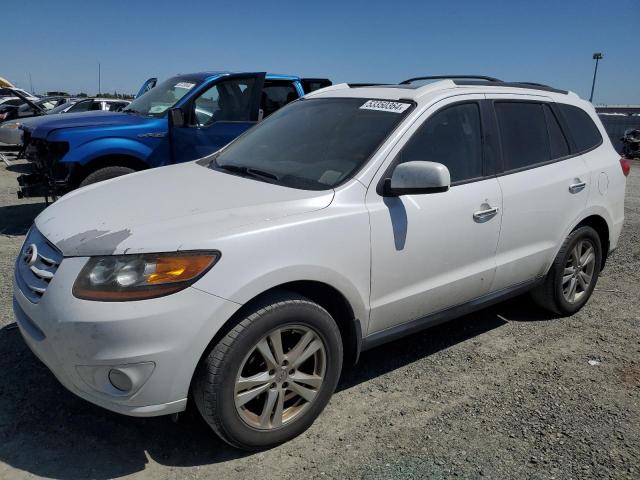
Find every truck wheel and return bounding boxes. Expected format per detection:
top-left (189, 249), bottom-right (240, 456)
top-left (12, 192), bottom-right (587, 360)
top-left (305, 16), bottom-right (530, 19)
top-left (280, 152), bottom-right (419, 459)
top-left (79, 166), bottom-right (136, 187)
top-left (193, 292), bottom-right (343, 450)
top-left (531, 226), bottom-right (602, 315)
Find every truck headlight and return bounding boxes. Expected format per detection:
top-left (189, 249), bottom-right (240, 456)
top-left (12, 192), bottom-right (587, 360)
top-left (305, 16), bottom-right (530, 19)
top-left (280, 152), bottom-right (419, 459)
top-left (72, 251), bottom-right (220, 301)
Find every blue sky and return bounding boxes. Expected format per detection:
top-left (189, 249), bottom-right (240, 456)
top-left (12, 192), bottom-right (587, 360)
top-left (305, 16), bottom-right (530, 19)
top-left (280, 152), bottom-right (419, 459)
top-left (3, 0), bottom-right (638, 104)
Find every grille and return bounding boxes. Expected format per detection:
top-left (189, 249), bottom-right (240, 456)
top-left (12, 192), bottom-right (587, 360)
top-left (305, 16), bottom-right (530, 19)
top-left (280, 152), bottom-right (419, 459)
top-left (15, 228), bottom-right (63, 303)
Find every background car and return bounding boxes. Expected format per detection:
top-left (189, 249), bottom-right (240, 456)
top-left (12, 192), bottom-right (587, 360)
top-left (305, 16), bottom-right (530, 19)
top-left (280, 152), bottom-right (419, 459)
top-left (0, 98), bottom-right (131, 146)
top-left (0, 94), bottom-right (69, 123)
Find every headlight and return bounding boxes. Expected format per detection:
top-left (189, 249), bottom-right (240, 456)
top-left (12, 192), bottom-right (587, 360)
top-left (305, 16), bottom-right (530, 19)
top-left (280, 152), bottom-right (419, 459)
top-left (72, 251), bottom-right (220, 301)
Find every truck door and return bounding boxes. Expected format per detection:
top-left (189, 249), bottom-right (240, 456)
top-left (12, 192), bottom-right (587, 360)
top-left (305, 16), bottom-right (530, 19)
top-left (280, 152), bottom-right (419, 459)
top-left (170, 73), bottom-right (265, 163)
top-left (135, 77), bottom-right (157, 98)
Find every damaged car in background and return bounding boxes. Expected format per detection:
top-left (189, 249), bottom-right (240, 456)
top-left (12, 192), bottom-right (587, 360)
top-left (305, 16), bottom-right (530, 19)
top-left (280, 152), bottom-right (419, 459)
top-left (16, 72), bottom-right (330, 200)
top-left (0, 98), bottom-right (131, 148)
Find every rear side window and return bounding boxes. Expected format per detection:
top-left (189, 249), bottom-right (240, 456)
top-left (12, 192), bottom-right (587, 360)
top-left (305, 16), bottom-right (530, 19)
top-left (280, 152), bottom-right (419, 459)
top-left (557, 103), bottom-right (602, 152)
top-left (495, 102), bottom-right (550, 171)
top-left (399, 102), bottom-right (483, 183)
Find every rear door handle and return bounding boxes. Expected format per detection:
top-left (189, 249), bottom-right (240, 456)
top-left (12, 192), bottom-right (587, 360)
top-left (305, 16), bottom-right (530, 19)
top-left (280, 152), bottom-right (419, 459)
top-left (473, 206), bottom-right (499, 223)
top-left (569, 181), bottom-right (586, 194)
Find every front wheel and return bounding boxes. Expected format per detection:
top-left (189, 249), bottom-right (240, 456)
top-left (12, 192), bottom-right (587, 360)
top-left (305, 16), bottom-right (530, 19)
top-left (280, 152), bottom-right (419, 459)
top-left (193, 292), bottom-right (343, 450)
top-left (531, 226), bottom-right (602, 315)
top-left (79, 166), bottom-right (136, 187)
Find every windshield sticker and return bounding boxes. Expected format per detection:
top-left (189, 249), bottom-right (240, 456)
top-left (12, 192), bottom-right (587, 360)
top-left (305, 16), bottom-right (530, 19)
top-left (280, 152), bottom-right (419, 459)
top-left (174, 82), bottom-right (196, 90)
top-left (360, 100), bottom-right (411, 113)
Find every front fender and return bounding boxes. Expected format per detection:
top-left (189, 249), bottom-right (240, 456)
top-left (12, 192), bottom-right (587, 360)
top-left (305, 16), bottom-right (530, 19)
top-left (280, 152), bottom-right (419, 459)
top-left (202, 264), bottom-right (369, 331)
top-left (60, 137), bottom-right (153, 166)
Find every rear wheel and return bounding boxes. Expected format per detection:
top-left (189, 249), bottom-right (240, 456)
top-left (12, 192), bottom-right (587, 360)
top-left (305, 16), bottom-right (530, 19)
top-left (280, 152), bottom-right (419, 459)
top-left (79, 166), bottom-right (136, 187)
top-left (531, 226), bottom-right (602, 315)
top-left (193, 292), bottom-right (343, 450)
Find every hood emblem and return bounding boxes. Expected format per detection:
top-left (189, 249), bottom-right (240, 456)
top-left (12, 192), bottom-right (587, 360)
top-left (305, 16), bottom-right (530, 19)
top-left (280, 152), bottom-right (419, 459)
top-left (23, 244), bottom-right (38, 267)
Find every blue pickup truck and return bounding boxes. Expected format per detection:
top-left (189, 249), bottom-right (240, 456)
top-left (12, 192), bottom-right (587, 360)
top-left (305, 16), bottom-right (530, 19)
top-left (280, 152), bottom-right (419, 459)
top-left (18, 72), bottom-right (331, 199)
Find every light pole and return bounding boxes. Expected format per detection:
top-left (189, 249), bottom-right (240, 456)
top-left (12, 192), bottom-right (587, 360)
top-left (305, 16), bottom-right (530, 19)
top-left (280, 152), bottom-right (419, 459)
top-left (589, 52), bottom-right (603, 103)
top-left (98, 62), bottom-right (101, 96)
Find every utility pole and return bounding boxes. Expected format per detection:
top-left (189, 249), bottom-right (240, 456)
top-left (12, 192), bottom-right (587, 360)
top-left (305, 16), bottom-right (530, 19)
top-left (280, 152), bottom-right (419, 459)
top-left (98, 62), bottom-right (101, 96)
top-left (28, 72), bottom-right (33, 94)
top-left (589, 52), bottom-right (603, 103)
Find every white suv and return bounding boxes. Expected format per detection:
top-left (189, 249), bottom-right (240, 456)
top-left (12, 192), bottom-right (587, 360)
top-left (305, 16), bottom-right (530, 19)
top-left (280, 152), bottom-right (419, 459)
top-left (13, 75), bottom-right (628, 450)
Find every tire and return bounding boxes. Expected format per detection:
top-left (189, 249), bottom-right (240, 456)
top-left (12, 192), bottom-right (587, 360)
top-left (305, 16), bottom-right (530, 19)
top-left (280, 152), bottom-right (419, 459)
top-left (79, 166), bottom-right (136, 187)
top-left (531, 226), bottom-right (602, 315)
top-left (193, 292), bottom-right (343, 450)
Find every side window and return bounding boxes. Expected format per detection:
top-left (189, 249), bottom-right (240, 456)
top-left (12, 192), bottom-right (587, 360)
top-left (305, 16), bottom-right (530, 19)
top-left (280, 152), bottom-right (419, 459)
top-left (260, 82), bottom-right (298, 118)
top-left (557, 103), bottom-right (602, 152)
top-left (192, 77), bottom-right (256, 126)
top-left (399, 102), bottom-right (483, 183)
top-left (543, 105), bottom-right (569, 159)
top-left (105, 101), bottom-right (127, 111)
top-left (89, 101), bottom-right (103, 111)
top-left (68, 100), bottom-right (92, 112)
top-left (495, 102), bottom-right (550, 171)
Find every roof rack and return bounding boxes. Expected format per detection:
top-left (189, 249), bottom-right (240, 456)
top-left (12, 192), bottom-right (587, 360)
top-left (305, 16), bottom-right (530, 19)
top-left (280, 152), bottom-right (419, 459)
top-left (398, 76), bottom-right (568, 95)
top-left (453, 80), bottom-right (568, 95)
top-left (400, 75), bottom-right (501, 84)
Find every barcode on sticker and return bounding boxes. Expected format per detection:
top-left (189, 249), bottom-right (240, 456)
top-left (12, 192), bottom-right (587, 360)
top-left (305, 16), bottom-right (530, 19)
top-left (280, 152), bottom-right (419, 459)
top-left (360, 100), bottom-right (411, 113)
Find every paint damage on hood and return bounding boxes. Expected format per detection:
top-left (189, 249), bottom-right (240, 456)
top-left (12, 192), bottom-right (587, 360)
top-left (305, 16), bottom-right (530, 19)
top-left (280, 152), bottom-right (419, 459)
top-left (35, 161), bottom-right (334, 257)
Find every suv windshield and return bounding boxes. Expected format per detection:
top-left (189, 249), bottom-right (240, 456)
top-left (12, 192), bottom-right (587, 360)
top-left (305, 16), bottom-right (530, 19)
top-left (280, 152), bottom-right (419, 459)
top-left (211, 97), bottom-right (412, 190)
top-left (123, 76), bottom-right (202, 117)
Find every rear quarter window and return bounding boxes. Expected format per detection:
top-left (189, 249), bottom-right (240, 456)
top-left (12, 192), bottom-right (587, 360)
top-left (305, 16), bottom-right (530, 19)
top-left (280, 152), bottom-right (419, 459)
top-left (558, 103), bottom-right (602, 153)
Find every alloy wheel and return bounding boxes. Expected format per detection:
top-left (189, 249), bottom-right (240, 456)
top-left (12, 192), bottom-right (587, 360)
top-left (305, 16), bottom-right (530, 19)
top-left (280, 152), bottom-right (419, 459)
top-left (234, 325), bottom-right (327, 430)
top-left (562, 239), bottom-right (596, 304)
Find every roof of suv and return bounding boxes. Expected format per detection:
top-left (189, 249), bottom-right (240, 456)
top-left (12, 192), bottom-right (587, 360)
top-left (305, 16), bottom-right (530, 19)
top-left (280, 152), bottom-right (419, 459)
top-left (305, 76), bottom-right (583, 106)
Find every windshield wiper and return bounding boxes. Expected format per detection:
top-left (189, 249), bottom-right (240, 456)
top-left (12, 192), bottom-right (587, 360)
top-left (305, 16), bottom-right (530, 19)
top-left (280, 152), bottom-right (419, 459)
top-left (216, 164), bottom-right (280, 182)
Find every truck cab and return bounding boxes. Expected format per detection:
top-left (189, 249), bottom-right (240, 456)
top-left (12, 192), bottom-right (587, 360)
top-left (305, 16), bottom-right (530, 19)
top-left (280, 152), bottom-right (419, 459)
top-left (18, 72), bottom-right (330, 199)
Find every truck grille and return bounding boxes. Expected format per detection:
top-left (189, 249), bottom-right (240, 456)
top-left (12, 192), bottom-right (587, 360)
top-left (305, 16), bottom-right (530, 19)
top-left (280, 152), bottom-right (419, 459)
top-left (15, 228), bottom-right (63, 303)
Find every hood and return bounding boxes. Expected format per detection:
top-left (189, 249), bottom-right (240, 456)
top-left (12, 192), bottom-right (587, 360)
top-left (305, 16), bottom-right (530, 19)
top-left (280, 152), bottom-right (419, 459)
top-left (29, 111), bottom-right (151, 138)
top-left (35, 161), bottom-right (334, 256)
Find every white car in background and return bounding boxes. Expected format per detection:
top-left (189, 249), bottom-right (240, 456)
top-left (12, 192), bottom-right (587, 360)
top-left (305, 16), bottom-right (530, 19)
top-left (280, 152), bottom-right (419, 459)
top-left (13, 75), bottom-right (628, 450)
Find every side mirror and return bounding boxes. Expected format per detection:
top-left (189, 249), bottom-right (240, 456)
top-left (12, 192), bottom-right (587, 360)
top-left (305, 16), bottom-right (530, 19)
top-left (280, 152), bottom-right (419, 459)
top-left (168, 107), bottom-right (185, 128)
top-left (384, 161), bottom-right (451, 196)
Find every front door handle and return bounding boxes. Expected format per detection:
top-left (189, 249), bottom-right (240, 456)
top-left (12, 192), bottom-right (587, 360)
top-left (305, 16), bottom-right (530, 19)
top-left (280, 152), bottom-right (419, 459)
top-left (473, 205), bottom-right (499, 223)
top-left (569, 181), bottom-right (586, 194)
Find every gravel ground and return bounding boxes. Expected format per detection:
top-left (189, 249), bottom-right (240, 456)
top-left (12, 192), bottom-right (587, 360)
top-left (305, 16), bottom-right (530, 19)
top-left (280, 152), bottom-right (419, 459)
top-left (0, 154), bottom-right (638, 480)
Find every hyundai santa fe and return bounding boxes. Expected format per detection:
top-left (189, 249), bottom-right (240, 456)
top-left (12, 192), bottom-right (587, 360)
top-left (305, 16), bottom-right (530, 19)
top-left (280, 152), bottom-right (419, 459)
top-left (13, 75), bottom-right (629, 450)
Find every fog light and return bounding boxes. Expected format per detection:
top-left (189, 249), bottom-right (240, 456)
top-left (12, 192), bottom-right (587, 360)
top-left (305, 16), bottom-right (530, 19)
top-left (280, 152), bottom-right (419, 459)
top-left (77, 362), bottom-right (155, 397)
top-left (108, 368), bottom-right (133, 392)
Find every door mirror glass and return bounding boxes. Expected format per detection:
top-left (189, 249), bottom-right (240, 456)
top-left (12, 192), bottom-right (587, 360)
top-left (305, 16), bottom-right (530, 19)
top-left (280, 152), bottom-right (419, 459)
top-left (384, 161), bottom-right (451, 196)
top-left (169, 107), bottom-right (185, 128)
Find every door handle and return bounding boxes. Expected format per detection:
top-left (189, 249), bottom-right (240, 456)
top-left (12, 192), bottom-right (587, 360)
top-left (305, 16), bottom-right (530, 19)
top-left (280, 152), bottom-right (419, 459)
top-left (568, 181), bottom-right (586, 194)
top-left (473, 206), bottom-right (499, 223)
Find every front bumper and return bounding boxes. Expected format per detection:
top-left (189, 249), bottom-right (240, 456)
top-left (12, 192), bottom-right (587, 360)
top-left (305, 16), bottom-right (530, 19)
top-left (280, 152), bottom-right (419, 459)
top-left (13, 256), bottom-right (241, 417)
top-left (17, 138), bottom-right (71, 199)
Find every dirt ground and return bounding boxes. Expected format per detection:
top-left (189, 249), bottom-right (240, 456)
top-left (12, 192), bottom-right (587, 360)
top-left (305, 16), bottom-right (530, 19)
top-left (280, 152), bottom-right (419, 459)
top-left (0, 154), bottom-right (638, 480)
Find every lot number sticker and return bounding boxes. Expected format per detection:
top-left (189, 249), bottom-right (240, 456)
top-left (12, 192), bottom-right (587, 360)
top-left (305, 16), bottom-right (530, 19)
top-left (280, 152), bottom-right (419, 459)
top-left (360, 100), bottom-right (411, 113)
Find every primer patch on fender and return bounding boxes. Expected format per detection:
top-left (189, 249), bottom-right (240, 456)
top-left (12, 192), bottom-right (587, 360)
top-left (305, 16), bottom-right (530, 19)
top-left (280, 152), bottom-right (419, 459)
top-left (360, 100), bottom-right (411, 113)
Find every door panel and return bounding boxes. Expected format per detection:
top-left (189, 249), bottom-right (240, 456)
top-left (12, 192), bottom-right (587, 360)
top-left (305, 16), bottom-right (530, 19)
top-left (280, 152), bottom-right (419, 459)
top-left (492, 158), bottom-right (590, 290)
top-left (366, 94), bottom-right (502, 335)
top-left (171, 73), bottom-right (265, 163)
top-left (367, 179), bottom-right (502, 334)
